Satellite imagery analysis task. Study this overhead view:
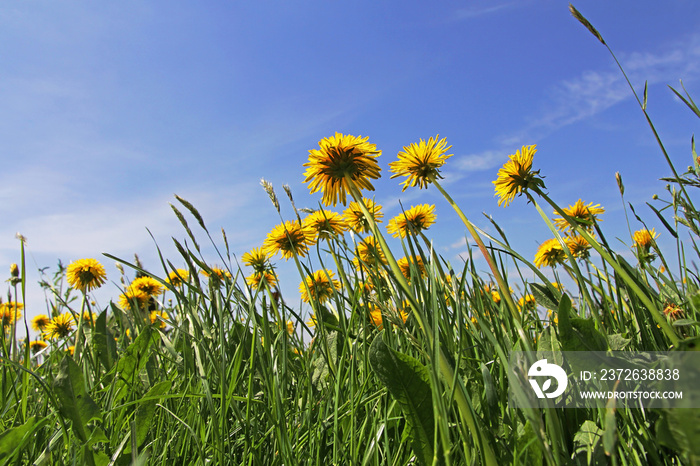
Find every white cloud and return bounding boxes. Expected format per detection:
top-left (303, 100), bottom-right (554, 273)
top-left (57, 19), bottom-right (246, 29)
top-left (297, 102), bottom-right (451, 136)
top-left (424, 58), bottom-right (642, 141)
top-left (453, 1), bottom-right (519, 20)
top-left (455, 149), bottom-right (507, 172)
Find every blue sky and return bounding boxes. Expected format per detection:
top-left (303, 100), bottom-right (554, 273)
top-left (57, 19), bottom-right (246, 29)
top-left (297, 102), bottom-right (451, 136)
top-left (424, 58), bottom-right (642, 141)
top-left (2, 0), bottom-right (700, 324)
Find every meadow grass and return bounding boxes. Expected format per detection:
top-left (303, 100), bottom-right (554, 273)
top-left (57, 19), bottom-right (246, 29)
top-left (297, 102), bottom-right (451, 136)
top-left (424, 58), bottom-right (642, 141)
top-left (2, 6), bottom-right (700, 465)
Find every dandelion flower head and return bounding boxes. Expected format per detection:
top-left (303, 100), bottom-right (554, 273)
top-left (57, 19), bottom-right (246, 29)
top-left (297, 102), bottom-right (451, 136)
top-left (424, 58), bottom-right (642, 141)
top-left (262, 220), bottom-right (316, 260)
top-left (493, 145), bottom-right (543, 207)
top-left (303, 132), bottom-right (382, 206)
top-left (534, 238), bottom-right (567, 269)
top-left (343, 198), bottom-right (383, 234)
top-left (66, 258), bottom-right (107, 292)
top-left (386, 204), bottom-right (436, 238)
top-left (130, 276), bottom-right (165, 297)
top-left (44, 313), bottom-right (75, 340)
top-left (303, 209), bottom-right (348, 240)
top-left (553, 199), bottom-right (604, 232)
top-left (389, 135), bottom-right (452, 191)
top-left (299, 269), bottom-right (341, 304)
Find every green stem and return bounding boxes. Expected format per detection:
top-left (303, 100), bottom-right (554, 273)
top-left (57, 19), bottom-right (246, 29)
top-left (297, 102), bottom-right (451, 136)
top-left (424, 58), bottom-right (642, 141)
top-left (535, 189), bottom-right (679, 346)
top-left (343, 174), bottom-right (498, 466)
top-left (430, 177), bottom-right (533, 352)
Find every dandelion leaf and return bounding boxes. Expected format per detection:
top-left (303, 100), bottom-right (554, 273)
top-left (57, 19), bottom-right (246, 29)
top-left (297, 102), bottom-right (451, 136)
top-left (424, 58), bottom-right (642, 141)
top-left (94, 308), bottom-right (117, 372)
top-left (557, 294), bottom-right (608, 352)
top-left (572, 420), bottom-right (606, 465)
top-left (124, 380), bottom-right (173, 454)
top-left (530, 282), bottom-right (561, 311)
top-left (656, 408), bottom-right (700, 463)
top-left (0, 416), bottom-right (47, 462)
top-left (53, 356), bottom-right (102, 444)
top-left (369, 334), bottom-right (438, 466)
top-left (516, 420), bottom-right (543, 465)
top-left (311, 331), bottom-right (338, 389)
top-left (113, 326), bottom-right (160, 403)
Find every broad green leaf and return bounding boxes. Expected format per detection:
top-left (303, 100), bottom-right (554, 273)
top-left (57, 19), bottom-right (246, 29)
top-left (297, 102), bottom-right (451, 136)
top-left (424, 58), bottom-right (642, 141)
top-left (603, 399), bottom-right (617, 455)
top-left (656, 409), bottom-right (700, 463)
top-left (369, 334), bottom-right (437, 466)
top-left (113, 326), bottom-right (160, 403)
top-left (530, 282), bottom-right (561, 311)
top-left (0, 416), bottom-right (47, 462)
top-left (94, 309), bottom-right (117, 372)
top-left (53, 356), bottom-right (102, 443)
top-left (607, 333), bottom-right (631, 351)
top-left (125, 380), bottom-right (172, 454)
top-left (557, 294), bottom-right (607, 352)
top-left (572, 420), bottom-right (606, 465)
top-left (516, 420), bottom-right (543, 465)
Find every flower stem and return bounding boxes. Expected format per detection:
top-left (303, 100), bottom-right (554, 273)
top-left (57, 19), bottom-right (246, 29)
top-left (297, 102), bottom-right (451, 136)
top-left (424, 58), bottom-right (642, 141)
top-left (430, 176), bottom-right (533, 352)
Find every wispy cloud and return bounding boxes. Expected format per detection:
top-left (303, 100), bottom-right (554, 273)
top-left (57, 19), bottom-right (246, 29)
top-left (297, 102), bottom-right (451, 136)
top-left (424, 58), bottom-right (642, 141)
top-left (453, 1), bottom-right (519, 20)
top-left (455, 149), bottom-right (507, 172)
top-left (527, 34), bottom-right (700, 137)
top-left (453, 33), bottom-right (700, 176)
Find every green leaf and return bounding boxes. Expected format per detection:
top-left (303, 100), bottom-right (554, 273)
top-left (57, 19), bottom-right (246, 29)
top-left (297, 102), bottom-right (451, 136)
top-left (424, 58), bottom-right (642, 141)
top-left (94, 309), bottom-right (117, 372)
top-left (572, 420), bottom-right (606, 465)
top-left (369, 334), bottom-right (437, 466)
top-left (53, 356), bottom-right (102, 443)
top-left (124, 380), bottom-right (172, 453)
top-left (113, 326), bottom-right (159, 403)
top-left (672, 318), bottom-right (698, 327)
top-left (557, 294), bottom-right (608, 352)
top-left (656, 409), bottom-right (700, 463)
top-left (0, 416), bottom-right (47, 462)
top-left (530, 282), bottom-right (561, 311)
top-left (607, 333), bottom-right (631, 351)
top-left (603, 399), bottom-right (617, 455)
top-left (311, 331), bottom-right (338, 389)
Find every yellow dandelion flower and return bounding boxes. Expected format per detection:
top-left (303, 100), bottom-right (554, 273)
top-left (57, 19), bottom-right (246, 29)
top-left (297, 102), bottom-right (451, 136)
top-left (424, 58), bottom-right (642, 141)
top-left (303, 209), bottom-right (348, 240)
top-left (307, 313), bottom-right (318, 328)
top-left (200, 266), bottom-right (233, 282)
top-left (663, 303), bottom-right (684, 321)
top-left (564, 235), bottom-right (592, 260)
top-left (262, 220), bottom-right (316, 260)
top-left (343, 198), bottom-right (383, 234)
top-left (303, 132), bottom-right (382, 206)
top-left (1, 302), bottom-right (23, 328)
top-left (66, 258), bottom-right (107, 292)
top-left (81, 311), bottom-right (95, 326)
top-left (285, 320), bottom-right (294, 335)
top-left (299, 270), bottom-right (341, 304)
top-left (31, 314), bottom-right (51, 332)
top-left (10, 263), bottom-right (19, 278)
top-left (352, 236), bottom-right (387, 269)
top-left (242, 247), bottom-right (272, 273)
top-left (518, 294), bottom-right (536, 312)
top-left (633, 228), bottom-right (658, 251)
top-left (389, 135), bottom-right (453, 191)
top-left (397, 256), bottom-right (427, 281)
top-left (149, 310), bottom-right (169, 329)
top-left (493, 145), bottom-right (543, 207)
top-left (386, 204), bottom-right (437, 238)
top-left (66, 346), bottom-right (75, 356)
top-left (29, 340), bottom-right (48, 353)
top-left (119, 288), bottom-right (149, 311)
top-left (167, 269), bottom-right (189, 287)
top-left (534, 238), bottom-right (567, 268)
top-left (44, 313), bottom-right (75, 340)
top-left (553, 199), bottom-right (604, 232)
top-left (246, 270), bottom-right (278, 290)
top-left (491, 291), bottom-right (501, 304)
top-left (130, 276), bottom-right (165, 297)
top-left (368, 305), bottom-right (384, 330)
